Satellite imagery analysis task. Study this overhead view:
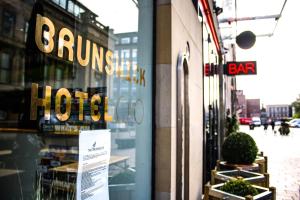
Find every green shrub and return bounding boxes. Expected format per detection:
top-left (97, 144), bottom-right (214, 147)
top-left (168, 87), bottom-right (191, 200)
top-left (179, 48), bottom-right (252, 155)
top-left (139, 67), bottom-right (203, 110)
top-left (220, 179), bottom-right (259, 197)
top-left (222, 132), bottom-right (258, 164)
top-left (225, 114), bottom-right (239, 136)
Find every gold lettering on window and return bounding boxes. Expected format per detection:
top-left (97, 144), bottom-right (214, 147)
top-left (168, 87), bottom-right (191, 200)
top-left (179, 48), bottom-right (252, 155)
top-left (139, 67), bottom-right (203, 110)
top-left (115, 56), bottom-right (124, 77)
top-left (104, 96), bottom-right (113, 122)
top-left (30, 83), bottom-right (52, 120)
top-left (77, 35), bottom-right (90, 67)
top-left (35, 14), bottom-right (55, 53)
top-left (140, 68), bottom-right (146, 86)
top-left (91, 94), bottom-right (101, 122)
top-left (105, 50), bottom-right (114, 75)
top-left (58, 28), bottom-right (74, 62)
top-left (125, 61), bottom-right (131, 82)
top-left (92, 43), bottom-right (104, 72)
top-left (75, 91), bottom-right (88, 121)
top-left (55, 88), bottom-right (71, 121)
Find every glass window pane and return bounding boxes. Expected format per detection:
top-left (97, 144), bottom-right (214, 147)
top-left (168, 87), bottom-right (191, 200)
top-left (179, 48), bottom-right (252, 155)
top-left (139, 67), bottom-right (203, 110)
top-left (0, 70), bottom-right (9, 83)
top-left (2, 11), bottom-right (15, 37)
top-left (132, 49), bottom-right (137, 58)
top-left (1, 53), bottom-right (10, 69)
top-left (74, 5), bottom-right (80, 17)
top-left (67, 0), bottom-right (74, 13)
top-left (121, 37), bottom-right (130, 44)
top-left (132, 36), bottom-right (138, 43)
top-left (59, 0), bottom-right (66, 9)
top-left (0, 1), bottom-right (153, 199)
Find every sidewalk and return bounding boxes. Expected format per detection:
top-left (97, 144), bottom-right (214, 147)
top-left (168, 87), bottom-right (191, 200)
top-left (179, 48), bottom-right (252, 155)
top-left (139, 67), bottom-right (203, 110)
top-left (240, 125), bottom-right (300, 199)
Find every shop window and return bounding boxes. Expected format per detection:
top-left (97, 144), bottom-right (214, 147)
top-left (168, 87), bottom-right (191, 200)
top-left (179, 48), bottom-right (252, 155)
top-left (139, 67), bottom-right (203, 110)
top-left (0, 0), bottom-right (153, 199)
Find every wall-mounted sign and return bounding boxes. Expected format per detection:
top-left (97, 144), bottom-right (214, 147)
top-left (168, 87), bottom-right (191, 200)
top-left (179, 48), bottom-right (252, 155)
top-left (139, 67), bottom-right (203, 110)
top-left (225, 61), bottom-right (257, 76)
top-left (204, 63), bottom-right (218, 76)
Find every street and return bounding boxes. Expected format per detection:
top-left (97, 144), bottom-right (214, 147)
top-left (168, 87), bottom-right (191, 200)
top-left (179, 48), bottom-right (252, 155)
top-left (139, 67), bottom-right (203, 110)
top-left (240, 125), bottom-right (300, 200)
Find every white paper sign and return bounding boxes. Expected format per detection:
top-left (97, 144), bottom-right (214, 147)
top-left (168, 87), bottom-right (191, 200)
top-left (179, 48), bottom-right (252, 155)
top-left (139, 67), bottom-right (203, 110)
top-left (77, 129), bottom-right (111, 200)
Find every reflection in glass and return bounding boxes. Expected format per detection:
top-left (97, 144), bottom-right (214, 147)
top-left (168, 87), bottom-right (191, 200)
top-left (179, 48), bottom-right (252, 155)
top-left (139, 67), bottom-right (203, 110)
top-left (0, 0), bottom-right (152, 199)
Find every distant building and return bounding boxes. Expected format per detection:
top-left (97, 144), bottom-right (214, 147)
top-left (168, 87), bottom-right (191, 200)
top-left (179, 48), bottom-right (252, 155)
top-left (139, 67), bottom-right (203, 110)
top-left (266, 104), bottom-right (292, 119)
top-left (236, 90), bottom-right (247, 118)
top-left (113, 32), bottom-right (138, 98)
top-left (247, 99), bottom-right (260, 117)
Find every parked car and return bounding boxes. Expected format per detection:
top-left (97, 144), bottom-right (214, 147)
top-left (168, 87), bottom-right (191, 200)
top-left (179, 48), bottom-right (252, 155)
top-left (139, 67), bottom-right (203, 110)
top-left (249, 117), bottom-right (261, 130)
top-left (274, 120), bottom-right (282, 126)
top-left (287, 118), bottom-right (300, 127)
top-left (239, 117), bottom-right (252, 125)
top-left (288, 119), bottom-right (300, 128)
top-left (251, 117), bottom-right (261, 126)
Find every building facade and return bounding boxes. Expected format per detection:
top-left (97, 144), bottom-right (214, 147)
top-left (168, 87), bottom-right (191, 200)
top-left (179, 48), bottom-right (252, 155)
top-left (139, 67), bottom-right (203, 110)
top-left (235, 90), bottom-right (247, 118)
top-left (246, 99), bottom-right (260, 118)
top-left (0, 0), bottom-right (232, 199)
top-left (266, 104), bottom-right (292, 119)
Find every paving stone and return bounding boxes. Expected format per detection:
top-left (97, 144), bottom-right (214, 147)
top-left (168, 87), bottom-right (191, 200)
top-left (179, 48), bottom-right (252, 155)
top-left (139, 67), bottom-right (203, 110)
top-left (240, 126), bottom-right (300, 199)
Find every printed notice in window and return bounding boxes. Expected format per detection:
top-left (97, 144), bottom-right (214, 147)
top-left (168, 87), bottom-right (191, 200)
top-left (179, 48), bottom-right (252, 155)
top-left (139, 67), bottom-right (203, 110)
top-left (77, 130), bottom-right (111, 200)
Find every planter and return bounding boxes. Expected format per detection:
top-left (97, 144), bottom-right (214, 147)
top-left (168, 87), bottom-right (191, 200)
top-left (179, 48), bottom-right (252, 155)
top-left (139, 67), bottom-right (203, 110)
top-left (254, 156), bottom-right (268, 173)
top-left (204, 183), bottom-right (276, 200)
top-left (211, 169), bottom-right (269, 187)
top-left (217, 160), bottom-right (261, 173)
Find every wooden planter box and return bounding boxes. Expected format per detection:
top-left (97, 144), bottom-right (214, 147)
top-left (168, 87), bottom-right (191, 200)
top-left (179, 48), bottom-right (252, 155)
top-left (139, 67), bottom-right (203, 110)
top-left (211, 169), bottom-right (269, 187)
top-left (204, 183), bottom-right (276, 200)
top-left (254, 156), bottom-right (268, 174)
top-left (217, 160), bottom-right (261, 173)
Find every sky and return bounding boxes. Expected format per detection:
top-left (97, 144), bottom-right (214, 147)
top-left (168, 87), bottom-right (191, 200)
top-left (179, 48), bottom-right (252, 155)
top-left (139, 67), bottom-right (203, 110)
top-left (79, 0), bottom-right (138, 33)
top-left (234, 0), bottom-right (300, 106)
top-left (79, 0), bottom-right (298, 106)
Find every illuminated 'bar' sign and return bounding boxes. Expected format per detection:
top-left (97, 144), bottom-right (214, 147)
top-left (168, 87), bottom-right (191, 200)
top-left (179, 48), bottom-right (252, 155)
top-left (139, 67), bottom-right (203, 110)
top-left (226, 61), bottom-right (257, 76)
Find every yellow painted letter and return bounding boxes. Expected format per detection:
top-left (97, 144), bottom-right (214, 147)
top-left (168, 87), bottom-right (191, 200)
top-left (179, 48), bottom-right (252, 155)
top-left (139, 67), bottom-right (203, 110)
top-left (55, 88), bottom-right (71, 121)
top-left (105, 50), bottom-right (114, 75)
top-left (75, 91), bottom-right (88, 121)
top-left (91, 43), bottom-right (104, 72)
top-left (58, 28), bottom-right (74, 62)
top-left (30, 83), bottom-right (51, 120)
top-left (91, 94), bottom-right (101, 122)
top-left (77, 35), bottom-right (90, 67)
top-left (35, 14), bottom-right (55, 53)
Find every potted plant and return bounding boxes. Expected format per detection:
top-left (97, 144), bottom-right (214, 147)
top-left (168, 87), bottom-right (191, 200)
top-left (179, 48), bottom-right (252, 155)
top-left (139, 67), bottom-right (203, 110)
top-left (225, 114), bottom-right (239, 136)
top-left (254, 154), bottom-right (268, 174)
top-left (218, 132), bottom-right (260, 172)
top-left (204, 179), bottom-right (276, 200)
